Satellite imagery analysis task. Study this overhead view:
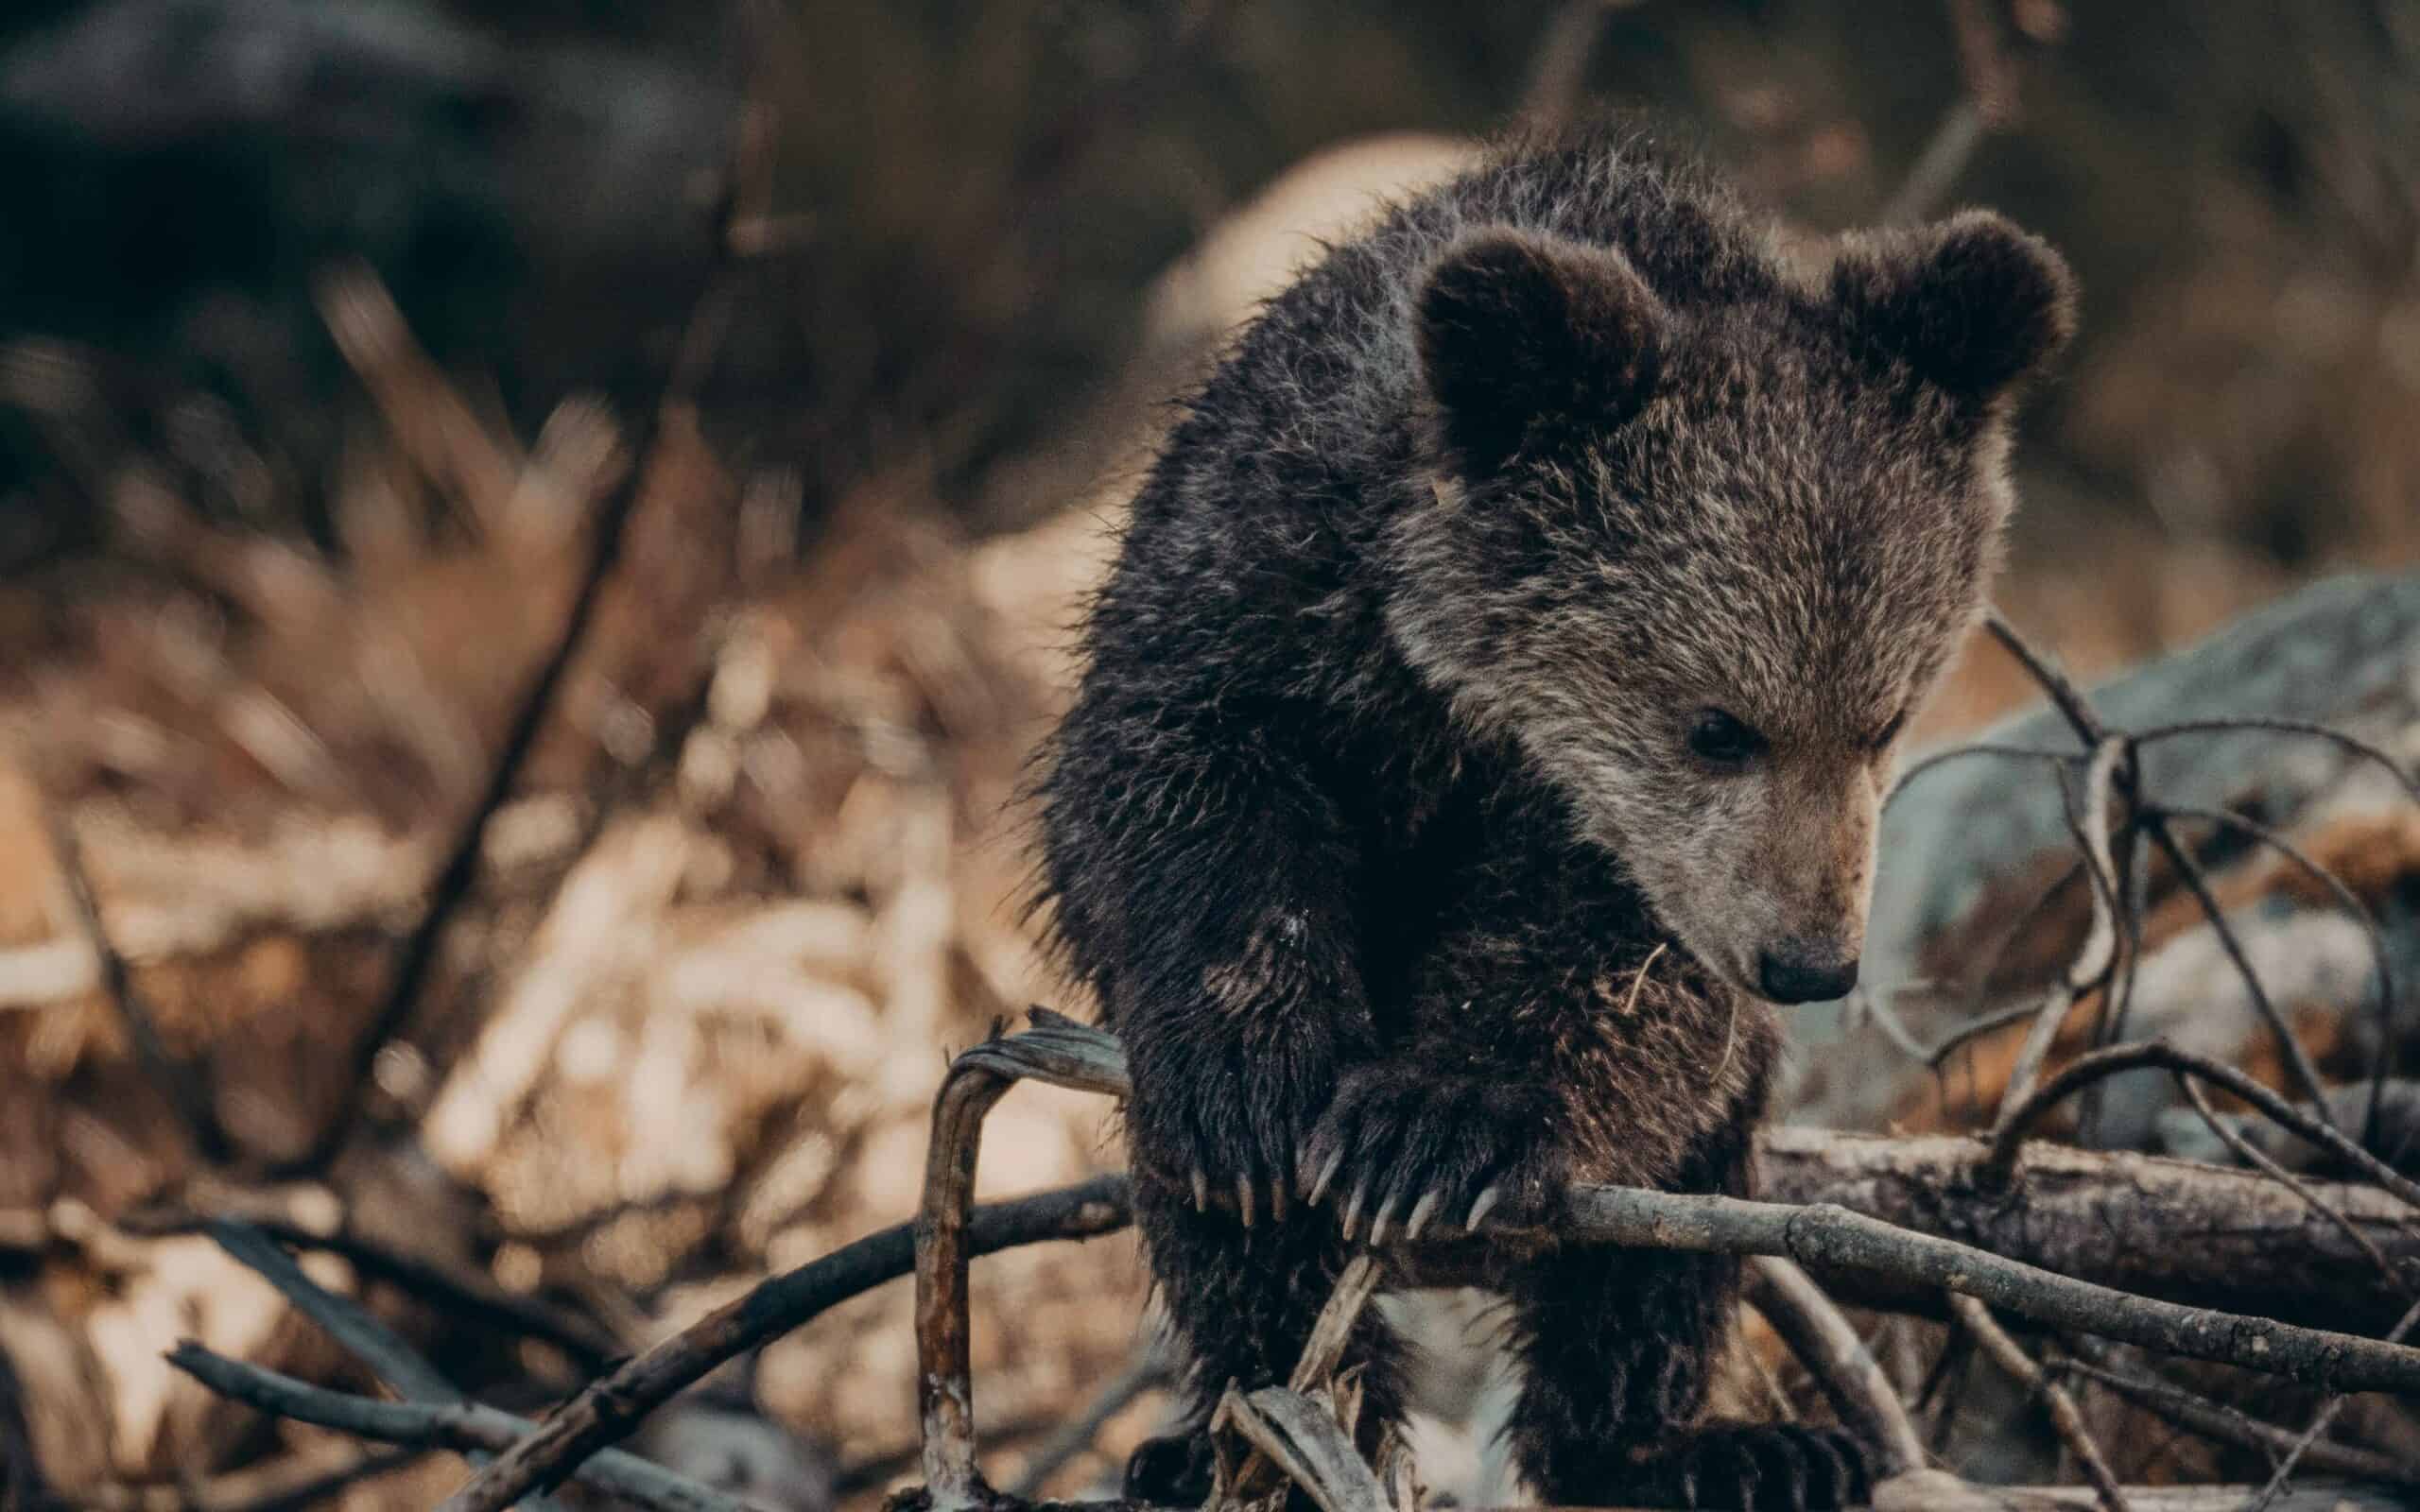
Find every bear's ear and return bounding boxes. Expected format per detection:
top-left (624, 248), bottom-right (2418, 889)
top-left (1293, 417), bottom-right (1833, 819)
top-left (1829, 210), bottom-right (2077, 401)
top-left (1415, 229), bottom-right (1668, 474)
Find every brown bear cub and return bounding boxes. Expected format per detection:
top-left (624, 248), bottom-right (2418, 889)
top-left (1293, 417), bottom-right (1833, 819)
top-left (1032, 130), bottom-right (2072, 1510)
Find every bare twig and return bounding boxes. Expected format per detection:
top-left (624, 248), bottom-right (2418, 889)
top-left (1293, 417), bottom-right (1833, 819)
top-left (910, 1017), bottom-right (1133, 1511)
top-left (1744, 1256), bottom-right (1925, 1477)
top-left (128, 1209), bottom-right (620, 1369)
top-left (205, 1219), bottom-right (458, 1403)
top-left (2151, 801), bottom-right (2400, 1147)
top-left (44, 805), bottom-right (230, 1160)
top-left (2247, 1292), bottom-right (2420, 1512)
top-left (1993, 738), bottom-right (2127, 1138)
top-left (1881, 99), bottom-right (1989, 224)
top-left (2172, 1074), bottom-right (2407, 1289)
top-left (2062, 1347), bottom-right (2418, 1487)
top-left (203, 1218), bottom-right (574, 1510)
top-left (1886, 742), bottom-right (2080, 808)
top-left (1984, 1040), bottom-right (2420, 1213)
top-left (2131, 718), bottom-right (2420, 811)
top-left (1949, 1296), bottom-right (2129, 1512)
top-left (437, 1175), bottom-right (1132, 1512)
top-left (2138, 817), bottom-right (2337, 1130)
top-left (1289, 1256), bottom-right (1383, 1397)
top-left (1920, 1327), bottom-right (1974, 1461)
top-left (1928, 997), bottom-right (2062, 1070)
top-left (166, 1345), bottom-right (748, 1512)
top-left (1757, 1126), bottom-right (2419, 1333)
top-left (1207, 1257), bottom-right (1388, 1511)
top-left (1983, 612), bottom-right (2106, 747)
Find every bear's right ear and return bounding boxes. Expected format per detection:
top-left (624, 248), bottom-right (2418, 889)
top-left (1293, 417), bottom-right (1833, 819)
top-left (1415, 230), bottom-right (1668, 475)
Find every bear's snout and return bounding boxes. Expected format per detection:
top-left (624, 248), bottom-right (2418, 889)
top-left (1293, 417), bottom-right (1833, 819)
top-left (1755, 938), bottom-right (1859, 1005)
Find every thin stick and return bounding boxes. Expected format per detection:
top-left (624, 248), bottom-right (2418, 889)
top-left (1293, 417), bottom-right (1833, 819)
top-left (1744, 1256), bottom-right (1925, 1477)
top-left (44, 807), bottom-right (230, 1160)
top-left (204, 1219), bottom-right (568, 1510)
top-left (206, 1220), bottom-right (458, 1403)
top-left (1984, 1040), bottom-right (2420, 1213)
top-left (2138, 817), bottom-right (2337, 1130)
top-left (1949, 1296), bottom-right (2130, 1512)
top-left (1928, 998), bottom-right (2060, 1070)
top-left (1984, 613), bottom-right (2109, 748)
top-left (87, 1448), bottom-right (425, 1512)
top-left (1993, 740), bottom-right (2127, 1140)
top-left (1885, 742), bottom-right (2080, 808)
top-left (1289, 1256), bottom-right (1383, 1395)
top-left (166, 1345), bottom-right (748, 1512)
top-left (1216, 1255), bottom-right (1387, 1505)
top-left (2172, 1074), bottom-right (2406, 1288)
top-left (2062, 1349), bottom-right (2417, 1487)
top-left (2132, 718), bottom-right (2420, 811)
top-left (437, 1176), bottom-right (1132, 1512)
top-left (2151, 801), bottom-right (2399, 1148)
top-left (2246, 1292), bottom-right (2420, 1512)
top-left (1213, 1384), bottom-right (1389, 1512)
top-left (127, 1209), bottom-right (620, 1369)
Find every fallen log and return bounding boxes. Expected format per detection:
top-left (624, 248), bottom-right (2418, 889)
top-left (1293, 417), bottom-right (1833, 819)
top-left (1757, 1125), bottom-right (2420, 1335)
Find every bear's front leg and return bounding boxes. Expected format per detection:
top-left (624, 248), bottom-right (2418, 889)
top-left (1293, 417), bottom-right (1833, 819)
top-left (1297, 1064), bottom-right (1571, 1242)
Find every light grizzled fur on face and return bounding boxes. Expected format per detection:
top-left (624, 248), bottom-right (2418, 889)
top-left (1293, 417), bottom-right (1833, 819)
top-left (1387, 212), bottom-right (2074, 1000)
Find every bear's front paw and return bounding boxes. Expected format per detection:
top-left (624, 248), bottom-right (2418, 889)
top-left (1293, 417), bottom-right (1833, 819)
top-left (1625, 1423), bottom-right (1873, 1510)
top-left (1297, 1067), bottom-right (1566, 1243)
top-left (1125, 1025), bottom-right (1349, 1228)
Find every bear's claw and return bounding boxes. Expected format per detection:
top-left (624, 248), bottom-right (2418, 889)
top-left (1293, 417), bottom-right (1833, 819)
top-left (1298, 1066), bottom-right (1565, 1244)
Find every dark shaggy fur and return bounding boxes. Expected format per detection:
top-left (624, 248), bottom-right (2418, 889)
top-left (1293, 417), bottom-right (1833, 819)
top-left (1031, 131), bottom-right (2072, 1510)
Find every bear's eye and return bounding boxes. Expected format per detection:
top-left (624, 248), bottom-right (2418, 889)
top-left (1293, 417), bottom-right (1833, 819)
top-left (1867, 708), bottom-right (1908, 752)
top-left (1686, 708), bottom-right (1766, 770)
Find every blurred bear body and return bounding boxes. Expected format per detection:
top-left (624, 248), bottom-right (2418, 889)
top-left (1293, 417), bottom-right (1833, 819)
top-left (1032, 130), bottom-right (2072, 1509)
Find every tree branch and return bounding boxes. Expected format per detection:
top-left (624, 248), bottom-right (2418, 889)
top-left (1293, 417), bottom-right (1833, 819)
top-left (1744, 1255), bottom-right (1926, 1478)
top-left (165, 1345), bottom-right (748, 1512)
top-left (1755, 1126), bottom-right (2420, 1333)
top-left (436, 1175), bottom-right (1132, 1512)
top-left (2061, 1346), bottom-right (2417, 1488)
top-left (1950, 1296), bottom-right (2129, 1512)
top-left (44, 804), bottom-right (230, 1160)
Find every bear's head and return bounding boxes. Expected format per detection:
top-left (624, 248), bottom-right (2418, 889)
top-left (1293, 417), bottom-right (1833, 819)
top-left (1387, 210), bottom-right (2074, 1005)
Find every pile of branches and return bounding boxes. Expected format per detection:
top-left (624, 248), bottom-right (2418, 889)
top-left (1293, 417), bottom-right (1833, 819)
top-left (153, 615), bottom-right (2420, 1511)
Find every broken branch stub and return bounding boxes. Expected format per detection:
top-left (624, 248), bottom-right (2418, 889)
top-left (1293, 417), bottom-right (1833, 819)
top-left (919, 1016), bottom-right (1137, 1510)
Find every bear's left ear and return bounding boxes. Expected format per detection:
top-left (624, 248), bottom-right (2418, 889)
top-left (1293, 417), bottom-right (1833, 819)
top-left (1830, 210), bottom-right (2076, 401)
top-left (1416, 229), bottom-right (1668, 475)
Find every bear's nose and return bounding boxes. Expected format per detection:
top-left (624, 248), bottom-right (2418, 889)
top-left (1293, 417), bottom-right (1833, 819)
top-left (1756, 945), bottom-right (1859, 1005)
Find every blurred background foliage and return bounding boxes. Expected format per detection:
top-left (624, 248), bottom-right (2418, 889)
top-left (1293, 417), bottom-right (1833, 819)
top-left (5, 0), bottom-right (2420, 573)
